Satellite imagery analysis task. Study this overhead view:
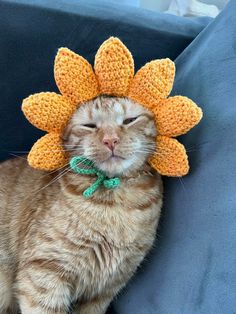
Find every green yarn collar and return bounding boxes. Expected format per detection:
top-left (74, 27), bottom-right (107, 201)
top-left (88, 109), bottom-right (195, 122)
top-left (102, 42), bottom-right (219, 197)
top-left (69, 156), bottom-right (121, 198)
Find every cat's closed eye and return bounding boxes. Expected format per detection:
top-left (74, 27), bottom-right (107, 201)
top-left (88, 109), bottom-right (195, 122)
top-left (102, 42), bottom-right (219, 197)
top-left (82, 123), bottom-right (97, 128)
top-left (123, 117), bottom-right (138, 125)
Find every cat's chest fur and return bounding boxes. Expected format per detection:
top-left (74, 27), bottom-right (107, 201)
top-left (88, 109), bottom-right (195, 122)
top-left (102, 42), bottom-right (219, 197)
top-left (20, 171), bottom-right (162, 300)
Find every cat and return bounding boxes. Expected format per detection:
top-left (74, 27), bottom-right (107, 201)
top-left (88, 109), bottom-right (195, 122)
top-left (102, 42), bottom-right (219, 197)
top-left (0, 96), bottom-right (163, 314)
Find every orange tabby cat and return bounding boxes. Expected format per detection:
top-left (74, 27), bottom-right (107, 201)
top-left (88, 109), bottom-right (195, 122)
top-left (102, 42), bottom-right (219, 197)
top-left (0, 96), bottom-right (163, 314)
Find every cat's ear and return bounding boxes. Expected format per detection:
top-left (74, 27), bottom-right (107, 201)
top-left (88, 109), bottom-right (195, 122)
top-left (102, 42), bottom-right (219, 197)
top-left (128, 59), bottom-right (175, 110)
top-left (153, 96), bottom-right (203, 137)
top-left (54, 48), bottom-right (99, 105)
top-left (27, 133), bottom-right (68, 171)
top-left (94, 37), bottom-right (134, 96)
top-left (22, 92), bottom-right (76, 133)
top-left (149, 136), bottom-right (189, 176)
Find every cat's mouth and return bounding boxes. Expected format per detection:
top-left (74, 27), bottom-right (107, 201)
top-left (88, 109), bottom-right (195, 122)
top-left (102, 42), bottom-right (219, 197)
top-left (104, 154), bottom-right (126, 162)
top-left (96, 153), bottom-right (127, 170)
top-left (96, 153), bottom-right (129, 177)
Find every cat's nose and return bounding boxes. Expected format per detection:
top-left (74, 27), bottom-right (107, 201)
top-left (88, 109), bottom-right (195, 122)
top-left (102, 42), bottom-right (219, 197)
top-left (103, 137), bottom-right (120, 151)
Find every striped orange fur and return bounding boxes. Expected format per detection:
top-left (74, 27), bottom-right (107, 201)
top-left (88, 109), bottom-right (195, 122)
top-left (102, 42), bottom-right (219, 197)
top-left (0, 97), bottom-right (163, 314)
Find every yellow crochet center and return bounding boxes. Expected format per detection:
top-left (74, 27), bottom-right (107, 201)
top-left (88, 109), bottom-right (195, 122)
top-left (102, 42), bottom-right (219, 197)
top-left (22, 37), bottom-right (203, 176)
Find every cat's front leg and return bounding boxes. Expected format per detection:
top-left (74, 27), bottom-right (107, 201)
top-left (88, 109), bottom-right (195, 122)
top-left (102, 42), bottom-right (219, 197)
top-left (0, 270), bottom-right (12, 314)
top-left (72, 284), bottom-right (125, 314)
top-left (73, 296), bottom-right (113, 314)
top-left (16, 259), bottom-right (72, 314)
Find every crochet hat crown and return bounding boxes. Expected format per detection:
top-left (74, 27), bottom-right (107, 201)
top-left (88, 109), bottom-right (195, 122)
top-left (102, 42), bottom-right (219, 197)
top-left (22, 37), bottom-right (202, 176)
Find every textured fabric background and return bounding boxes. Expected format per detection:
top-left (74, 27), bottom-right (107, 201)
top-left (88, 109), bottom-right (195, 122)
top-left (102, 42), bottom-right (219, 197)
top-left (1, 0), bottom-right (235, 314)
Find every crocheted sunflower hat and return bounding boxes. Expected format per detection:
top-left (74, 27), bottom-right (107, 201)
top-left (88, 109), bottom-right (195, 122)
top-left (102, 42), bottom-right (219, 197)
top-left (22, 37), bottom-right (202, 177)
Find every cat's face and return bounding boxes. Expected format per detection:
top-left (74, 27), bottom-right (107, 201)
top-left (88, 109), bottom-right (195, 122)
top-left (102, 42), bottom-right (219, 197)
top-left (63, 96), bottom-right (157, 177)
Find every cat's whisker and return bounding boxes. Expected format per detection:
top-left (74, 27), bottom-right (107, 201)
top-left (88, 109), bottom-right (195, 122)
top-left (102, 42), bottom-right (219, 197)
top-left (186, 149), bottom-right (199, 153)
top-left (134, 149), bottom-right (156, 154)
top-left (13, 166), bottom-right (71, 217)
top-left (151, 151), bottom-right (169, 157)
top-left (9, 148), bottom-right (79, 154)
top-left (63, 144), bottom-right (85, 147)
top-left (9, 153), bottom-right (27, 160)
top-left (37, 163), bottom-right (71, 179)
top-left (9, 150), bottom-right (31, 154)
top-left (32, 167), bottom-right (71, 195)
top-left (64, 146), bottom-right (85, 150)
top-left (9, 152), bottom-right (71, 181)
top-left (134, 152), bottom-right (155, 156)
top-left (185, 140), bottom-right (209, 151)
top-left (68, 158), bottom-right (96, 170)
top-left (178, 177), bottom-right (187, 194)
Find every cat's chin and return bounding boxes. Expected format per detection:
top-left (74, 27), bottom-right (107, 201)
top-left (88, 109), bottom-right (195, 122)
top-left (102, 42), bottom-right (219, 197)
top-left (95, 156), bottom-right (136, 178)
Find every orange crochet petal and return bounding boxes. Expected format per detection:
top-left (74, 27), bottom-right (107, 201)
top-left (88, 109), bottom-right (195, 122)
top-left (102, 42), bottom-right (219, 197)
top-left (128, 59), bottom-right (175, 110)
top-left (54, 48), bottom-right (99, 104)
top-left (154, 96), bottom-right (203, 137)
top-left (149, 135), bottom-right (189, 176)
top-left (94, 37), bottom-right (134, 96)
top-left (28, 133), bottom-right (68, 171)
top-left (22, 92), bottom-right (76, 133)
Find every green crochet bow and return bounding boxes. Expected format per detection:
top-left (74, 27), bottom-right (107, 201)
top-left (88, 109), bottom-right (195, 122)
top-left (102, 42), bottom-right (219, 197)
top-left (69, 156), bottom-right (121, 198)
